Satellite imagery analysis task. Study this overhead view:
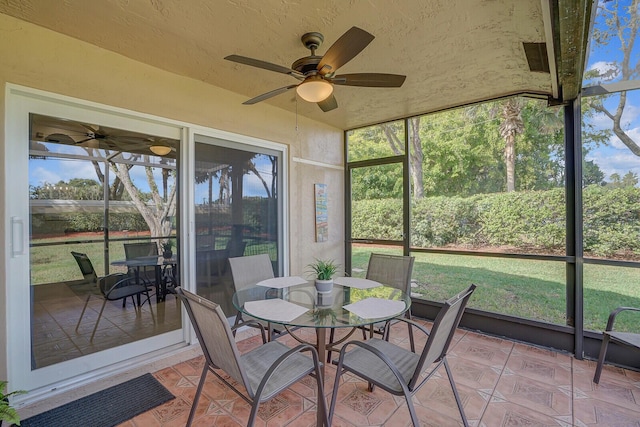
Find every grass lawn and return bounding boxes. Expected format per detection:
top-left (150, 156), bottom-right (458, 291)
top-left (351, 246), bottom-right (640, 333)
top-left (29, 239), bottom-right (640, 333)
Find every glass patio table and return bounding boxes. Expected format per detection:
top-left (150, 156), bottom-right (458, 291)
top-left (111, 255), bottom-right (178, 303)
top-left (232, 277), bottom-right (411, 375)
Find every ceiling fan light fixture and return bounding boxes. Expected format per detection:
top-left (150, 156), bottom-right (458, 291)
top-left (150, 144), bottom-right (172, 156)
top-left (296, 76), bottom-right (333, 102)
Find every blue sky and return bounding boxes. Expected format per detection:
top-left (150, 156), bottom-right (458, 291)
top-left (582, 0), bottom-right (640, 182)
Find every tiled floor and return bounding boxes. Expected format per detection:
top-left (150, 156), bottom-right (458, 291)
top-left (31, 281), bottom-right (182, 368)
top-left (118, 321), bottom-right (640, 427)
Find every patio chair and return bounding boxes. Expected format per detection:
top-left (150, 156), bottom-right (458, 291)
top-left (593, 306), bottom-right (640, 384)
top-left (124, 242), bottom-right (159, 287)
top-left (175, 287), bottom-right (329, 427)
top-left (72, 251), bottom-right (154, 341)
top-left (228, 253), bottom-right (277, 340)
top-left (327, 253), bottom-right (415, 362)
top-left (329, 284), bottom-right (476, 427)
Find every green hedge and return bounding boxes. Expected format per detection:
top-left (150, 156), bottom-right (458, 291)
top-left (352, 185), bottom-right (640, 257)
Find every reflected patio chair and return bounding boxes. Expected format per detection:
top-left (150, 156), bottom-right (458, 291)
top-left (593, 306), bottom-right (640, 384)
top-left (124, 242), bottom-right (159, 287)
top-left (228, 253), bottom-right (276, 340)
top-left (175, 287), bottom-right (328, 427)
top-left (72, 251), bottom-right (154, 341)
top-left (329, 284), bottom-right (476, 427)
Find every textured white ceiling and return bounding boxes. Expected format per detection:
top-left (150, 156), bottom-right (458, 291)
top-left (1, 0), bottom-right (556, 130)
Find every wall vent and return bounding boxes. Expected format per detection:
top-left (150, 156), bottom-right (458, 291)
top-left (523, 42), bottom-right (550, 73)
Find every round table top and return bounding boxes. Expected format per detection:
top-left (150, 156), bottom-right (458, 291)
top-left (232, 279), bottom-right (411, 329)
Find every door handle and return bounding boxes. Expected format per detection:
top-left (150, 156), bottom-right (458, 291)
top-left (11, 216), bottom-right (25, 257)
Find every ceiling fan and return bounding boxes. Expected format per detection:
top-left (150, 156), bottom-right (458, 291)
top-left (41, 119), bottom-right (176, 156)
top-left (225, 26), bottom-right (406, 112)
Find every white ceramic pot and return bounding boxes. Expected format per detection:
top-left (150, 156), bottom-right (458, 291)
top-left (315, 278), bottom-right (334, 293)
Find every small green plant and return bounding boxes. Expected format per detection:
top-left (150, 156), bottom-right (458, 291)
top-left (307, 258), bottom-right (340, 280)
top-left (1, 381), bottom-right (27, 426)
top-left (162, 240), bottom-right (174, 252)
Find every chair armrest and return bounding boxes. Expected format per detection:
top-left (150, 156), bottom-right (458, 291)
top-left (100, 273), bottom-right (130, 293)
top-left (254, 343), bottom-right (322, 397)
top-left (381, 316), bottom-right (431, 340)
top-left (335, 340), bottom-right (409, 393)
top-left (605, 307), bottom-right (640, 331)
top-left (231, 320), bottom-right (267, 343)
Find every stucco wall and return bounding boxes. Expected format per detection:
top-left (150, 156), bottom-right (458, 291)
top-left (0, 14), bottom-right (344, 381)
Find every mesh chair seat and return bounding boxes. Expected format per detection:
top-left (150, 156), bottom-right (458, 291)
top-left (338, 338), bottom-right (420, 393)
top-left (241, 340), bottom-right (318, 401)
top-left (608, 331), bottom-right (640, 347)
top-left (106, 282), bottom-right (150, 301)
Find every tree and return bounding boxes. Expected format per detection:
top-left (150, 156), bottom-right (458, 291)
top-left (583, 158), bottom-right (606, 187)
top-left (381, 118), bottom-right (425, 199)
top-left (110, 153), bottom-right (176, 244)
top-left (498, 98), bottom-right (525, 192)
top-left (587, 0), bottom-right (640, 155)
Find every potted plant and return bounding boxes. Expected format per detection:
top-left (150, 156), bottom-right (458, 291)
top-left (161, 240), bottom-right (174, 258)
top-left (1, 381), bottom-right (26, 427)
top-left (307, 258), bottom-right (339, 293)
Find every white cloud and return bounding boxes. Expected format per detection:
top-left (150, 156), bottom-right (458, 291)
top-left (587, 61), bottom-right (620, 81)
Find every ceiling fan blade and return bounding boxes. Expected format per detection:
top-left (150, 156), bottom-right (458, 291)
top-left (243, 85), bottom-right (298, 105)
top-left (225, 54), bottom-right (302, 77)
top-left (317, 94), bottom-right (338, 112)
top-left (316, 27), bottom-right (375, 75)
top-left (330, 73), bottom-right (407, 87)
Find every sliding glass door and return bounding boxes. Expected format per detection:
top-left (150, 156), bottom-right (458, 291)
top-left (193, 135), bottom-right (283, 314)
top-left (6, 87), bottom-right (184, 392)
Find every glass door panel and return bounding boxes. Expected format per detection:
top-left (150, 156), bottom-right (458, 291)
top-left (28, 113), bottom-right (181, 370)
top-left (194, 136), bottom-right (281, 314)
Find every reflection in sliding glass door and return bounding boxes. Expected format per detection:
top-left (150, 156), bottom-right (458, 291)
top-left (194, 136), bottom-right (282, 314)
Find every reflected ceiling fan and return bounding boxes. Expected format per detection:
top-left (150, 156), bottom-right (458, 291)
top-left (225, 26), bottom-right (406, 112)
top-left (43, 121), bottom-right (175, 156)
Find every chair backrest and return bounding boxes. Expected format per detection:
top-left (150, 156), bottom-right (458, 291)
top-left (71, 251), bottom-right (98, 283)
top-left (225, 239), bottom-right (247, 258)
top-left (366, 253), bottom-right (415, 293)
top-left (410, 284), bottom-right (476, 389)
top-left (175, 287), bottom-right (250, 392)
top-left (228, 254), bottom-right (275, 291)
top-left (124, 242), bottom-right (158, 259)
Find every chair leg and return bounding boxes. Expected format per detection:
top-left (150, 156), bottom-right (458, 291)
top-left (444, 357), bottom-right (469, 427)
top-left (187, 365), bottom-right (208, 427)
top-left (145, 290), bottom-right (156, 324)
top-left (248, 401), bottom-right (261, 427)
top-left (593, 333), bottom-right (611, 384)
top-left (405, 389), bottom-right (421, 427)
top-left (406, 311), bottom-right (415, 352)
top-left (90, 299), bottom-right (108, 342)
top-left (329, 363), bottom-right (345, 426)
top-left (75, 294), bottom-right (92, 331)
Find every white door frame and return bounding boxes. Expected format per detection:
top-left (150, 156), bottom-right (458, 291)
top-left (4, 85), bottom-right (186, 400)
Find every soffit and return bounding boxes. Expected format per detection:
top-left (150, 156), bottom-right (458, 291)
top-left (0, 0), bottom-right (591, 130)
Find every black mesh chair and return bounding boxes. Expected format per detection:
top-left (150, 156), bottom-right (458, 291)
top-left (72, 251), bottom-right (154, 341)
top-left (329, 284), bottom-right (476, 427)
top-left (175, 287), bottom-right (328, 427)
top-left (123, 242), bottom-right (159, 287)
top-left (593, 306), bottom-right (640, 383)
